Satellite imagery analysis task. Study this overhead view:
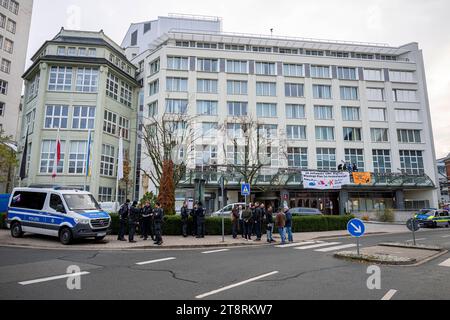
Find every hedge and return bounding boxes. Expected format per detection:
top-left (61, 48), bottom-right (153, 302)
top-left (0, 212), bottom-right (6, 229)
top-left (108, 214), bottom-right (353, 236)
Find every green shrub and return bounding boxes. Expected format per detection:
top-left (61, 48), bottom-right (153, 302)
top-left (375, 209), bottom-right (395, 222)
top-left (0, 212), bottom-right (6, 229)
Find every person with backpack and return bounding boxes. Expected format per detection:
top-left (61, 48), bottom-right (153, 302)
top-left (284, 206), bottom-right (294, 243)
top-left (195, 202), bottom-right (206, 238)
top-left (231, 206), bottom-right (240, 239)
top-left (117, 199), bottom-right (130, 241)
top-left (153, 202), bottom-right (164, 246)
top-left (181, 201), bottom-right (189, 238)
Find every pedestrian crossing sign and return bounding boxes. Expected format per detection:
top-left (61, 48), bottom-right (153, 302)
top-left (241, 183), bottom-right (251, 196)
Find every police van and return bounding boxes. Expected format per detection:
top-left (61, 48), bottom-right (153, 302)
top-left (6, 187), bottom-right (111, 245)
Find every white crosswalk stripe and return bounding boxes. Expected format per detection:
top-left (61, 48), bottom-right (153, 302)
top-left (438, 258), bottom-right (450, 267)
top-left (275, 241), bottom-right (317, 248)
top-left (294, 242), bottom-right (342, 250)
top-left (315, 244), bottom-right (357, 252)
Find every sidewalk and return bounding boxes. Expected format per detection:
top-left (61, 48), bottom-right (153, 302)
top-left (0, 222), bottom-right (409, 251)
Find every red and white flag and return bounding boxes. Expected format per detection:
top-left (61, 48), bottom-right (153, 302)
top-left (52, 129), bottom-right (61, 179)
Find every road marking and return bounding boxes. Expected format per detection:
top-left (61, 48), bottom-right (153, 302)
top-left (407, 238), bottom-right (426, 242)
top-left (294, 242), bottom-right (341, 250)
top-left (441, 235), bottom-right (450, 238)
top-left (195, 271), bottom-right (279, 299)
top-left (136, 257), bottom-right (176, 266)
top-left (438, 258), bottom-right (450, 267)
top-left (19, 272), bottom-right (90, 286)
top-left (275, 241), bottom-right (317, 248)
top-left (202, 249), bottom-right (230, 254)
top-left (315, 244), bottom-right (357, 252)
top-left (381, 289), bottom-right (398, 300)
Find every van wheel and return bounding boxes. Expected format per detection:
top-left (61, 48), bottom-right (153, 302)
top-left (95, 236), bottom-right (106, 241)
top-left (11, 222), bottom-right (24, 238)
top-left (59, 228), bottom-right (73, 245)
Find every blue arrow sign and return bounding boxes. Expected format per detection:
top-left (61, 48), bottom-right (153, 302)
top-left (347, 218), bottom-right (366, 238)
top-left (241, 183), bottom-right (251, 196)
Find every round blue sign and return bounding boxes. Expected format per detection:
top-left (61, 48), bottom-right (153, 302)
top-left (347, 218), bottom-right (366, 238)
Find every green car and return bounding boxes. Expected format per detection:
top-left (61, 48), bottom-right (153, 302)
top-left (414, 209), bottom-right (450, 228)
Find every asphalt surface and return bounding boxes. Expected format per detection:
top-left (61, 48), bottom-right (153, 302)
top-left (1, 227), bottom-right (450, 300)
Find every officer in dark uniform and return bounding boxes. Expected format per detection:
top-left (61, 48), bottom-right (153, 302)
top-left (191, 202), bottom-right (198, 237)
top-left (141, 201), bottom-right (153, 241)
top-left (253, 202), bottom-right (262, 241)
top-left (117, 199), bottom-right (130, 241)
top-left (128, 201), bottom-right (140, 243)
top-left (195, 202), bottom-right (206, 238)
top-left (153, 202), bottom-right (164, 246)
top-left (181, 201), bottom-right (189, 238)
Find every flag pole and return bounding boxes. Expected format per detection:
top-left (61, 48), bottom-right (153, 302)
top-left (115, 129), bottom-right (123, 207)
top-left (84, 130), bottom-right (91, 191)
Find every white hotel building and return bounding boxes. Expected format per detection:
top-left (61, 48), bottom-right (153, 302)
top-left (121, 15), bottom-right (438, 215)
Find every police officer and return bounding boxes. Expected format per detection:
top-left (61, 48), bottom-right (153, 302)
top-left (141, 201), bottom-right (153, 241)
top-left (181, 201), bottom-right (189, 238)
top-left (117, 199), bottom-right (130, 241)
top-left (191, 202), bottom-right (198, 237)
top-left (128, 201), bottom-right (140, 243)
top-left (153, 202), bottom-right (164, 246)
top-left (253, 202), bottom-right (262, 241)
top-left (195, 202), bottom-right (206, 238)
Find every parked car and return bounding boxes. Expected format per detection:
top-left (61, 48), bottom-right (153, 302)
top-left (414, 209), bottom-right (450, 228)
top-left (212, 203), bottom-right (246, 217)
top-left (289, 208), bottom-right (323, 216)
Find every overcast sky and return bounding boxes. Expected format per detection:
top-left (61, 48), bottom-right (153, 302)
top-left (26, 0), bottom-right (450, 158)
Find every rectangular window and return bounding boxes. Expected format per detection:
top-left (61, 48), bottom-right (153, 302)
top-left (315, 126), bottom-right (334, 141)
top-left (78, 48), bottom-right (87, 56)
top-left (166, 99), bottom-right (188, 114)
top-left (0, 101), bottom-right (5, 116)
top-left (9, 1), bottom-right (19, 14)
top-left (257, 103), bottom-right (277, 118)
top-left (342, 107), bottom-right (360, 121)
top-left (228, 102), bottom-right (248, 117)
top-left (397, 129), bottom-right (422, 143)
top-left (197, 79), bottom-right (218, 94)
top-left (149, 79), bottom-right (159, 96)
top-left (69, 141), bottom-right (87, 174)
top-left (201, 123), bottom-right (218, 138)
top-left (195, 145), bottom-right (218, 166)
top-left (285, 83), bottom-right (304, 97)
top-left (148, 101), bottom-right (158, 118)
top-left (3, 38), bottom-right (13, 53)
top-left (340, 86), bottom-right (359, 100)
top-left (258, 124), bottom-right (278, 139)
top-left (0, 58), bottom-right (10, 73)
top-left (40, 140), bottom-right (66, 174)
top-left (167, 56), bottom-right (189, 70)
top-left (371, 128), bottom-right (389, 142)
top-left (314, 106), bottom-right (333, 120)
top-left (76, 68), bottom-right (98, 93)
top-left (6, 18), bottom-right (15, 33)
top-left (343, 127), bottom-right (362, 141)
top-left (57, 46), bottom-right (66, 56)
top-left (283, 64), bottom-right (304, 77)
top-left (389, 70), bottom-right (415, 83)
top-left (100, 144), bottom-right (115, 176)
top-left (72, 106), bottom-right (95, 130)
top-left (255, 62), bottom-right (276, 75)
top-left (286, 125), bottom-right (306, 140)
top-left (150, 59), bottom-right (160, 75)
top-left (366, 88), bottom-right (385, 101)
top-left (313, 85), bottom-right (332, 99)
top-left (68, 47), bottom-right (77, 56)
top-left (106, 73), bottom-right (119, 100)
top-left (88, 48), bottom-right (96, 57)
top-left (393, 89), bottom-right (417, 102)
top-left (24, 110), bottom-right (35, 135)
top-left (256, 82), bottom-right (276, 96)
top-left (286, 104), bottom-right (305, 119)
top-left (317, 148), bottom-right (336, 171)
top-left (372, 150), bottom-right (392, 173)
top-left (310, 65), bottom-right (330, 78)
top-left (98, 187), bottom-right (113, 202)
top-left (44, 105), bottom-right (69, 129)
top-left (0, 79), bottom-right (7, 94)
top-left (197, 58), bottom-right (218, 72)
top-left (368, 108), bottom-right (387, 122)
top-left (119, 116), bottom-right (130, 140)
top-left (337, 67), bottom-right (357, 80)
top-left (227, 123), bottom-right (243, 139)
top-left (167, 77), bottom-right (188, 92)
top-left (395, 109), bottom-right (420, 122)
top-left (287, 148), bottom-right (308, 168)
top-left (345, 149), bottom-right (364, 171)
top-left (197, 100), bottom-right (218, 116)
top-left (48, 66), bottom-right (72, 91)
top-left (400, 150), bottom-right (424, 175)
top-left (227, 80), bottom-right (247, 95)
top-left (120, 81), bottom-right (133, 107)
top-left (226, 60), bottom-right (248, 73)
top-left (0, 13), bottom-right (5, 28)
top-left (103, 110), bottom-right (117, 135)
top-left (364, 69), bottom-right (383, 81)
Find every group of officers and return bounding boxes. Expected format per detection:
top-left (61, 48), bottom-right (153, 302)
top-left (117, 200), bottom-right (164, 245)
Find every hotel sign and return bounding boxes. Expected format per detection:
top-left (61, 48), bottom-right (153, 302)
top-left (302, 171), bottom-right (351, 190)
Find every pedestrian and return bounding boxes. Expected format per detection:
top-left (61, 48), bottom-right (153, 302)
top-left (117, 199), bottom-right (130, 241)
top-left (253, 202), bottom-right (262, 241)
top-left (153, 202), bottom-right (164, 245)
top-left (284, 206), bottom-right (293, 243)
top-left (238, 205), bottom-right (244, 238)
top-left (275, 208), bottom-right (286, 244)
top-left (231, 206), bottom-right (239, 239)
top-left (191, 202), bottom-right (198, 237)
top-left (242, 205), bottom-right (253, 241)
top-left (139, 203), bottom-right (145, 239)
top-left (265, 206), bottom-right (275, 243)
top-left (195, 202), bottom-right (206, 238)
top-left (128, 201), bottom-right (140, 243)
top-left (181, 201), bottom-right (189, 238)
top-left (141, 201), bottom-right (152, 241)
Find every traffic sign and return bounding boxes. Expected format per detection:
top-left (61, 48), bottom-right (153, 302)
top-left (406, 218), bottom-right (420, 232)
top-left (347, 218), bottom-right (366, 238)
top-left (241, 183), bottom-right (251, 196)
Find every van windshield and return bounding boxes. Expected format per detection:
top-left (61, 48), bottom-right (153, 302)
top-left (63, 194), bottom-right (101, 211)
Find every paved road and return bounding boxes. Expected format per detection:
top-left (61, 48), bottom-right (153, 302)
top-left (1, 228), bottom-right (449, 300)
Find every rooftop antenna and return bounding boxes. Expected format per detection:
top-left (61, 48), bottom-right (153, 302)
top-left (270, 28), bottom-right (274, 37)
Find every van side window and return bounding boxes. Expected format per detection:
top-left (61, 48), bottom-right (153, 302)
top-left (10, 192), bottom-right (47, 211)
top-left (50, 194), bottom-right (65, 213)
